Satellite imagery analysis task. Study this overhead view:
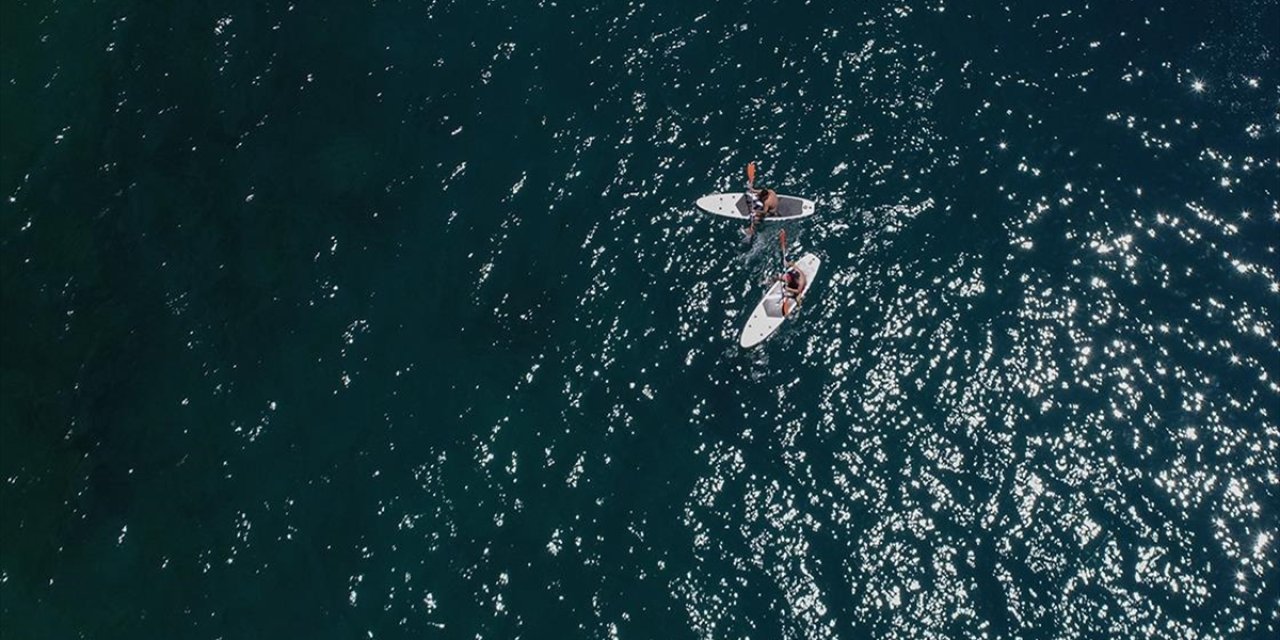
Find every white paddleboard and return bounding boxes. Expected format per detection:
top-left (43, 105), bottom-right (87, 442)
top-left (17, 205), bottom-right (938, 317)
top-left (696, 193), bottom-right (816, 221)
top-left (739, 254), bottom-right (821, 349)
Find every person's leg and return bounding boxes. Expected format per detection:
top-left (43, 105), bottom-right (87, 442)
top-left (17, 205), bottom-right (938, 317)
top-left (744, 211), bottom-right (762, 239)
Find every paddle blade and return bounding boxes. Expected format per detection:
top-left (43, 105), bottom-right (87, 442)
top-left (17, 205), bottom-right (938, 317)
top-left (779, 229), bottom-right (787, 251)
top-left (746, 162), bottom-right (756, 185)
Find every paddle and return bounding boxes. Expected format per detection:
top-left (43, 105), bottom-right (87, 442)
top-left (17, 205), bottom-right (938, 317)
top-left (746, 162), bottom-right (756, 188)
top-left (743, 162), bottom-right (759, 241)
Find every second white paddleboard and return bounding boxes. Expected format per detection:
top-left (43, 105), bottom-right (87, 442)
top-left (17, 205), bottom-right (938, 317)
top-left (739, 254), bottom-right (821, 348)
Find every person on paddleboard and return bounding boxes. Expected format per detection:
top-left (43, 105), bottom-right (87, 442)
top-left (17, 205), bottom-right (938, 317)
top-left (744, 162), bottom-right (779, 239)
top-left (744, 186), bottom-right (779, 239)
top-left (777, 262), bottom-right (807, 315)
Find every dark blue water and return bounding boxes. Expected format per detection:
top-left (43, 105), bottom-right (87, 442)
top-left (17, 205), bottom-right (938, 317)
top-left (3, 1), bottom-right (1278, 637)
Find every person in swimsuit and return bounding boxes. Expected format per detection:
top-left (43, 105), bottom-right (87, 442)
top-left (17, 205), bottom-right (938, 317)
top-left (744, 184), bottom-right (779, 239)
top-left (777, 262), bottom-right (807, 316)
